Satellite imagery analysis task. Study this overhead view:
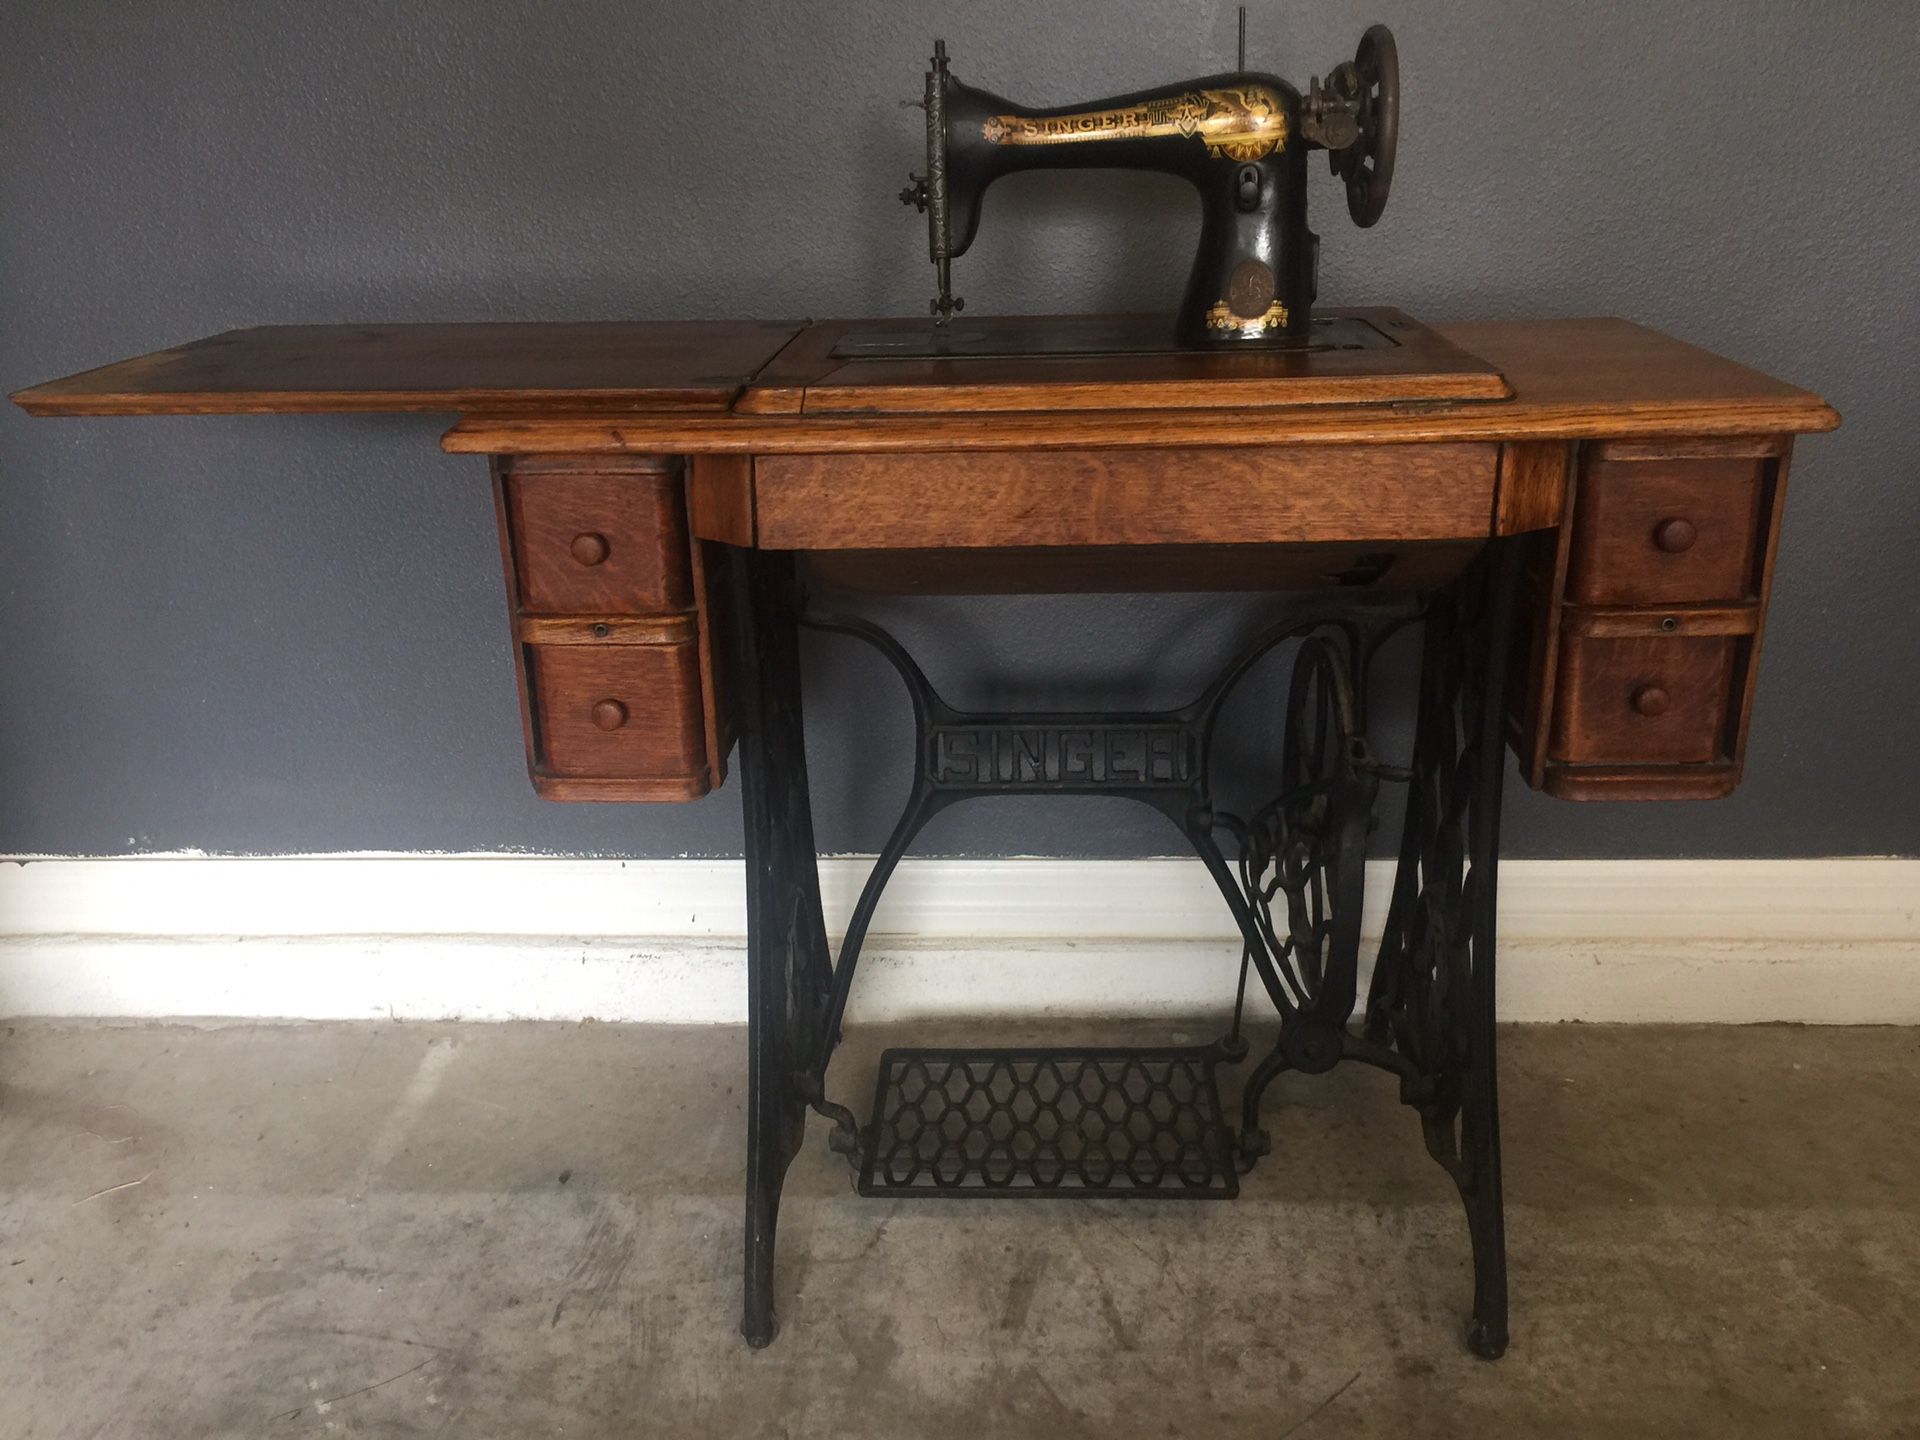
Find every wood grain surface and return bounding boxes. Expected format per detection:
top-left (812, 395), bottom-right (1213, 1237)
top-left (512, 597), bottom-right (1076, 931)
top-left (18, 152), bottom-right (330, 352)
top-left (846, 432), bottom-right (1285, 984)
top-left (11, 321), bottom-right (803, 416)
top-left (1494, 441), bottom-right (1571, 535)
top-left (446, 319), bottom-right (1839, 454)
top-left (1549, 634), bottom-right (1737, 765)
top-left (490, 452), bottom-right (730, 802)
top-left (802, 540), bottom-right (1482, 595)
top-left (513, 614), bottom-right (697, 646)
top-left (503, 458), bottom-right (692, 614)
top-left (779, 309), bottom-right (1510, 412)
top-left (1590, 436), bottom-right (1789, 462)
top-left (1566, 453), bottom-right (1765, 605)
top-left (10, 315), bottom-right (1837, 444)
top-left (754, 444), bottom-right (1498, 550)
top-left (686, 454), bottom-right (755, 547)
top-left (1561, 604), bottom-right (1759, 639)
top-left (1539, 764), bottom-right (1741, 802)
top-left (1510, 431), bottom-right (1795, 799)
top-left (14, 309), bottom-right (1838, 809)
top-left (530, 641), bottom-right (707, 780)
top-left (687, 537), bottom-right (734, 792)
top-left (1505, 528), bottom-right (1573, 787)
top-left (730, 308), bottom-right (1509, 414)
top-left (1724, 441), bottom-right (1794, 791)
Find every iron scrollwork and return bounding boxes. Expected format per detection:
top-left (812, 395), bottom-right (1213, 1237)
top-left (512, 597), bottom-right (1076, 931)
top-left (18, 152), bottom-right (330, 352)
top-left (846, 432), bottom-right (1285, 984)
top-left (724, 540), bottom-right (1524, 1356)
top-left (724, 549), bottom-right (835, 1349)
top-left (1363, 542), bottom-right (1525, 1359)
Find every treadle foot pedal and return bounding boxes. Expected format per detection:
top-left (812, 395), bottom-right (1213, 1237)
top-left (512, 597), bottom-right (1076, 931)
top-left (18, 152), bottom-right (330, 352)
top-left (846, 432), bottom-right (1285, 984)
top-left (857, 1045), bottom-right (1238, 1199)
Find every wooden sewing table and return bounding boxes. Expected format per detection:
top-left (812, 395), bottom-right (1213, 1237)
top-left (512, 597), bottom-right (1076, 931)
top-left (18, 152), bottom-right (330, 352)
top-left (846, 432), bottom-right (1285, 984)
top-left (14, 310), bottom-right (1838, 1356)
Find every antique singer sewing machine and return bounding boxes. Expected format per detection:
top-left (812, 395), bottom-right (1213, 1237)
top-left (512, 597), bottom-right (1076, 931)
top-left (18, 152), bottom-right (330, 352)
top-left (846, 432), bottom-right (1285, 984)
top-left (14, 17), bottom-right (1838, 1363)
top-left (898, 17), bottom-right (1397, 340)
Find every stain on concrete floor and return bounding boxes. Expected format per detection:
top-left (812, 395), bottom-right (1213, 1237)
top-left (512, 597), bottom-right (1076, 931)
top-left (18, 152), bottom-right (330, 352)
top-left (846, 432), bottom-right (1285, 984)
top-left (1, 1020), bottom-right (1916, 1438)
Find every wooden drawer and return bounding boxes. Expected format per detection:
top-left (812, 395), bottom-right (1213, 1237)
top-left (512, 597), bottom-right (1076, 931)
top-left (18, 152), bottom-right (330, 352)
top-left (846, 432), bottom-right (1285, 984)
top-left (503, 456), bottom-right (692, 614)
top-left (1508, 435), bottom-right (1793, 799)
top-left (750, 444), bottom-right (1499, 549)
top-left (528, 640), bottom-right (708, 785)
top-left (1567, 445), bottom-right (1765, 605)
top-left (1548, 633), bottom-right (1736, 765)
top-left (492, 453), bottom-right (733, 803)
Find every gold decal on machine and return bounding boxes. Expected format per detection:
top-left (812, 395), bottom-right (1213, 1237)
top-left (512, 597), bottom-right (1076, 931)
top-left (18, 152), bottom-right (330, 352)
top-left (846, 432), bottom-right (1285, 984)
top-left (1205, 299), bottom-right (1291, 332)
top-left (982, 87), bottom-right (1288, 162)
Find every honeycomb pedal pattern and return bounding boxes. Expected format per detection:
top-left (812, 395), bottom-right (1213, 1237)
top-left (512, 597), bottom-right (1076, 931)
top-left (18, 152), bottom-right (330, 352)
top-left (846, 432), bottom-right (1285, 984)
top-left (856, 1045), bottom-right (1238, 1199)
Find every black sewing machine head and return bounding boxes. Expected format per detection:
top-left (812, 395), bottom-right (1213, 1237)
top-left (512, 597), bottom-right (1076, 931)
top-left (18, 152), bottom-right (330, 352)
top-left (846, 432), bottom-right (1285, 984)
top-left (898, 21), bottom-right (1398, 349)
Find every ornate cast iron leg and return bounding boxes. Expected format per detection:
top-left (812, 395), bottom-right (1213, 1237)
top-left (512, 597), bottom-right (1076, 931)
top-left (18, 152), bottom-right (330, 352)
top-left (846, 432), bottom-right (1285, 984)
top-left (797, 598), bottom-right (1425, 1206)
top-left (1208, 627), bottom-right (1396, 1155)
top-left (720, 554), bottom-right (1524, 1356)
top-left (725, 547), bottom-right (834, 1349)
top-left (802, 599), bottom-right (1422, 1098)
top-left (1365, 539), bottom-right (1525, 1359)
top-left (1457, 540), bottom-right (1522, 1361)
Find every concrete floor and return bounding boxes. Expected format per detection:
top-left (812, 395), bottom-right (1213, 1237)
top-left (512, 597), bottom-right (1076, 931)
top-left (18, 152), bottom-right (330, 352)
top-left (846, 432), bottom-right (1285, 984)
top-left (1, 1021), bottom-right (1916, 1439)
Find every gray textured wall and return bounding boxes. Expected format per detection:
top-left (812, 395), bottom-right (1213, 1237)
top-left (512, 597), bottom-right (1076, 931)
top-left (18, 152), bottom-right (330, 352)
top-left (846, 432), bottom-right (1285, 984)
top-left (2, 0), bottom-right (1914, 859)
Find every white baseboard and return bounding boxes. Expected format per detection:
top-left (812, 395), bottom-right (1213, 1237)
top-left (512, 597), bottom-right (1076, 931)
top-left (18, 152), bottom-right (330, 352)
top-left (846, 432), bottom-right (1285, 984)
top-left (1, 855), bottom-right (1914, 1025)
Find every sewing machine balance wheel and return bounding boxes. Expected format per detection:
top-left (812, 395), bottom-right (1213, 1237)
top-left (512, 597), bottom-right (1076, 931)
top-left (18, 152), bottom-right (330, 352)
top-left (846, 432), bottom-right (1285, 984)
top-left (1331, 23), bottom-right (1399, 227)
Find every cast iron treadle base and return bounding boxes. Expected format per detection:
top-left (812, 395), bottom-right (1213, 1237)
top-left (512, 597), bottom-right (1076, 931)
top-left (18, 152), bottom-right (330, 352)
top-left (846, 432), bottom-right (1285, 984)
top-left (856, 1045), bottom-right (1238, 1199)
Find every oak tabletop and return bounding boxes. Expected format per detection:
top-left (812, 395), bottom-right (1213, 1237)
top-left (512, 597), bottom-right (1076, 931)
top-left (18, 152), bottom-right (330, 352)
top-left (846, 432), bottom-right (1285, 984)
top-left (10, 319), bottom-right (804, 417)
top-left (449, 318), bottom-right (1840, 453)
top-left (13, 314), bottom-right (1838, 451)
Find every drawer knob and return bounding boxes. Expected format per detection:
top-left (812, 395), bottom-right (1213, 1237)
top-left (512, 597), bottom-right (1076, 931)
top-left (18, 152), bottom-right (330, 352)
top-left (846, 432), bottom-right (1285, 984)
top-left (570, 532), bottom-right (611, 566)
top-left (590, 699), bottom-right (629, 731)
top-left (1652, 517), bottom-right (1697, 554)
top-left (1631, 685), bottom-right (1671, 718)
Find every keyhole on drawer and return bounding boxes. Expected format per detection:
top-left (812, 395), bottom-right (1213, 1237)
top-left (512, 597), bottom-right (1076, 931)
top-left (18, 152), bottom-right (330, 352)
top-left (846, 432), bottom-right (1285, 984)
top-left (571, 532), bottom-right (611, 566)
top-left (591, 699), bottom-right (628, 731)
top-left (1660, 616), bottom-right (1679, 633)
